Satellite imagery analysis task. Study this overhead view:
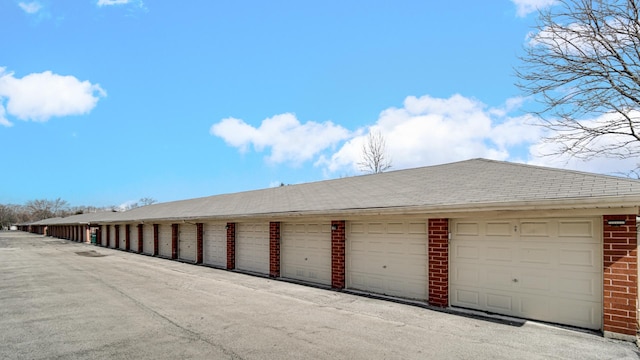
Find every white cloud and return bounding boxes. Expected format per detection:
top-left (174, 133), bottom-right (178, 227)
top-left (97, 0), bottom-right (146, 10)
top-left (210, 113), bottom-right (351, 164)
top-left (0, 67), bottom-right (106, 126)
top-left (319, 94), bottom-right (541, 175)
top-left (0, 104), bottom-right (11, 127)
top-left (527, 112), bottom-right (640, 175)
top-left (97, 0), bottom-right (130, 6)
top-left (18, 1), bottom-right (42, 14)
top-left (511, 0), bottom-right (557, 17)
top-left (211, 93), bottom-right (639, 178)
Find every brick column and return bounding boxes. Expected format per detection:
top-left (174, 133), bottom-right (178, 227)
top-left (428, 218), bottom-right (449, 307)
top-left (114, 225), bottom-right (120, 249)
top-left (196, 223), bottom-right (204, 264)
top-left (270, 222), bottom-right (281, 278)
top-left (125, 224), bottom-right (131, 251)
top-left (603, 215), bottom-right (638, 339)
top-left (137, 224), bottom-right (143, 254)
top-left (331, 220), bottom-right (346, 289)
top-left (96, 225), bottom-right (102, 246)
top-left (153, 224), bottom-right (159, 256)
top-left (226, 223), bottom-right (236, 270)
top-left (171, 224), bottom-right (179, 260)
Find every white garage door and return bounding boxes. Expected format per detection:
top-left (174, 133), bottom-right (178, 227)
top-left (347, 220), bottom-right (428, 300)
top-left (179, 224), bottom-right (197, 262)
top-left (118, 225), bottom-right (127, 250)
top-left (101, 226), bottom-right (108, 247)
top-left (450, 218), bottom-right (602, 330)
top-left (109, 225), bottom-right (116, 248)
top-left (142, 224), bottom-right (154, 255)
top-left (236, 222), bottom-right (269, 274)
top-left (281, 222), bottom-right (331, 285)
top-left (203, 222), bottom-right (226, 267)
top-left (130, 225), bottom-right (139, 253)
top-left (158, 224), bottom-right (173, 258)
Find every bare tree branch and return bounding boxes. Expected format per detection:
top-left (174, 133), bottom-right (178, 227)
top-left (516, 0), bottom-right (640, 161)
top-left (358, 130), bottom-right (392, 174)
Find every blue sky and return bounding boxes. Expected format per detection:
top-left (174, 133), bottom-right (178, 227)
top-left (0, 0), bottom-right (633, 208)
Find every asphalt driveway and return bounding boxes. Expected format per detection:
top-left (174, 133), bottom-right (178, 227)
top-left (0, 231), bottom-right (637, 360)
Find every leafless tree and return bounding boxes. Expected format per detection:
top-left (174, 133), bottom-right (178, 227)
top-left (516, 0), bottom-right (640, 161)
top-left (359, 130), bottom-right (392, 174)
top-left (138, 197), bottom-right (157, 206)
top-left (25, 198), bottom-right (69, 221)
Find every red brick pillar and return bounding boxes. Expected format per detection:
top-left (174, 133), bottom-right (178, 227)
top-left (137, 224), bottom-right (143, 253)
top-left (270, 222), bottom-right (281, 278)
top-left (106, 225), bottom-right (111, 248)
top-left (428, 218), bottom-right (449, 307)
top-left (171, 224), bottom-right (179, 260)
top-left (196, 223), bottom-right (204, 264)
top-left (114, 225), bottom-right (120, 249)
top-left (603, 215), bottom-right (638, 339)
top-left (125, 224), bottom-right (131, 251)
top-left (226, 223), bottom-right (236, 270)
top-left (96, 225), bottom-right (102, 246)
top-left (153, 224), bottom-right (159, 256)
top-left (331, 220), bottom-right (346, 289)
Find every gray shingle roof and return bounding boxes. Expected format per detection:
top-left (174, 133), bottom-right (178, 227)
top-left (31, 158), bottom-right (640, 225)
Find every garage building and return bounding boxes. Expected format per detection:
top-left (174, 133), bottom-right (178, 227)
top-left (27, 159), bottom-right (640, 341)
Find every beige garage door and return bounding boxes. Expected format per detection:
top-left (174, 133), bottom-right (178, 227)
top-left (129, 225), bottom-right (139, 252)
top-left (236, 222), bottom-right (269, 274)
top-left (179, 224), bottom-right (197, 262)
top-left (347, 220), bottom-right (428, 300)
top-left (158, 224), bottom-right (173, 258)
top-left (203, 223), bottom-right (226, 267)
top-left (281, 222), bottom-right (331, 286)
top-left (109, 225), bottom-right (116, 248)
top-left (142, 225), bottom-right (154, 255)
top-left (119, 225), bottom-right (127, 250)
top-left (101, 226), bottom-right (108, 247)
top-left (450, 218), bottom-right (602, 330)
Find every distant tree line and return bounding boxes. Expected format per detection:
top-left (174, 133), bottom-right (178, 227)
top-left (0, 197), bottom-right (157, 229)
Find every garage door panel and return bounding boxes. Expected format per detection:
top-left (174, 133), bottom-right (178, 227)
top-left (109, 226), bottom-right (116, 248)
top-left (486, 222), bottom-right (513, 237)
top-left (178, 225), bottom-right (197, 262)
top-left (454, 288), bottom-right (481, 307)
top-left (558, 219), bottom-right (596, 238)
top-left (347, 220), bottom-right (428, 300)
top-left (203, 223), bottom-right (226, 267)
top-left (281, 222), bottom-right (331, 285)
top-left (236, 222), bottom-right (269, 274)
top-left (119, 226), bottom-right (127, 250)
top-left (130, 226), bottom-right (138, 252)
top-left (143, 225), bottom-right (154, 255)
top-left (451, 218), bottom-right (602, 330)
top-left (158, 224), bottom-right (172, 258)
top-left (486, 246), bottom-right (513, 262)
top-left (486, 292), bottom-right (514, 312)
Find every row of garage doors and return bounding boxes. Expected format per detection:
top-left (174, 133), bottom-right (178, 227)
top-left (99, 217), bottom-right (603, 330)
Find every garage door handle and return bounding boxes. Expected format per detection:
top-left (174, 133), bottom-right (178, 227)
top-left (512, 278), bottom-right (518, 283)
